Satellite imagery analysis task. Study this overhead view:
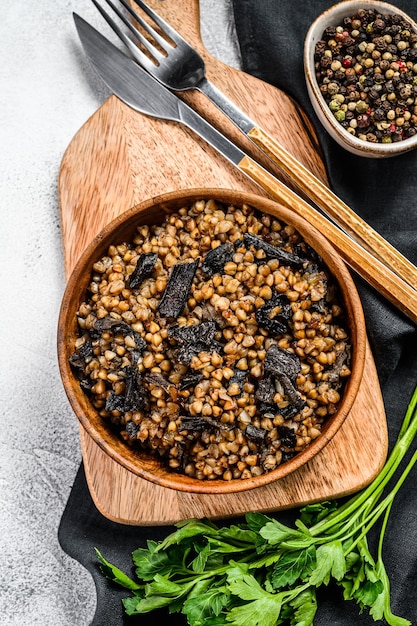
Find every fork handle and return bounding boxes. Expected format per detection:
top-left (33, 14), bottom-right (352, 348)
top-left (199, 79), bottom-right (417, 293)
top-left (238, 154), bottom-right (417, 325)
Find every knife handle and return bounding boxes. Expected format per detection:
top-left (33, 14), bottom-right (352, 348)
top-left (247, 126), bottom-right (417, 293)
top-left (238, 154), bottom-right (417, 325)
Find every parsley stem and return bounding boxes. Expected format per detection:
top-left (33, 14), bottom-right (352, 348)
top-left (345, 448), bottom-right (417, 556)
top-left (309, 389), bottom-right (417, 540)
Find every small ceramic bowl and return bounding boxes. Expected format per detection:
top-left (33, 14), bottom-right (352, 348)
top-left (304, 0), bottom-right (417, 157)
top-left (58, 188), bottom-right (366, 494)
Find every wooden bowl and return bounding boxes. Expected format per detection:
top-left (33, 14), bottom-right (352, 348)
top-left (58, 188), bottom-right (366, 494)
top-left (304, 0), bottom-right (417, 158)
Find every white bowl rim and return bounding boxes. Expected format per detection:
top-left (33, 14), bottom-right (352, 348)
top-left (304, 0), bottom-right (417, 157)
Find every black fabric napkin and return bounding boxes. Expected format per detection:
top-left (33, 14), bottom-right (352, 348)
top-left (59, 2), bottom-right (417, 624)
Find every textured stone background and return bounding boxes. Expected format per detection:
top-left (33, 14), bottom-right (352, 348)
top-left (0, 2), bottom-right (240, 624)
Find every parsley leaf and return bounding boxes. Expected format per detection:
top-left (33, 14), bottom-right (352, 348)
top-left (156, 518), bottom-right (219, 551)
top-left (227, 574), bottom-right (282, 626)
top-left (182, 587), bottom-right (229, 625)
top-left (132, 540), bottom-right (174, 580)
top-left (259, 519), bottom-right (304, 545)
top-left (309, 540), bottom-right (346, 585)
top-left (299, 501), bottom-right (338, 526)
top-left (122, 593), bottom-right (174, 615)
top-left (271, 546), bottom-right (316, 589)
top-left (95, 549), bottom-right (140, 590)
top-left (190, 543), bottom-right (210, 573)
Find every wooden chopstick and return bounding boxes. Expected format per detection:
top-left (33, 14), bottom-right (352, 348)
top-left (238, 154), bottom-right (417, 325)
top-left (247, 126), bottom-right (417, 293)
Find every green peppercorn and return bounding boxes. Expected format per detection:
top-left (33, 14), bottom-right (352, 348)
top-left (329, 99), bottom-right (341, 111)
top-left (334, 110), bottom-right (346, 122)
top-left (355, 100), bottom-right (368, 113)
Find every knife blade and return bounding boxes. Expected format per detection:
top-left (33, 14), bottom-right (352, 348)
top-left (73, 13), bottom-right (417, 325)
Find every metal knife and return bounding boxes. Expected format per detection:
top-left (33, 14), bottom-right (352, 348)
top-left (73, 13), bottom-right (417, 325)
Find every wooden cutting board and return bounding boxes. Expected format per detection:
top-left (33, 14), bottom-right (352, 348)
top-left (59, 0), bottom-right (387, 525)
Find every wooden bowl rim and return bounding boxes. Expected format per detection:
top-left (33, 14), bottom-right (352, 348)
top-left (58, 187), bottom-right (367, 494)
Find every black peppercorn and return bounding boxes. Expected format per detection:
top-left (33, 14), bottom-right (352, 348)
top-left (323, 26), bottom-right (337, 39)
top-left (334, 70), bottom-right (346, 82)
top-left (374, 72), bottom-right (386, 84)
top-left (407, 48), bottom-right (417, 62)
top-left (373, 107), bottom-right (386, 121)
top-left (373, 18), bottom-right (386, 31)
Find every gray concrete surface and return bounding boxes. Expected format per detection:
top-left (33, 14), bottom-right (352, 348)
top-left (0, 2), bottom-right (240, 624)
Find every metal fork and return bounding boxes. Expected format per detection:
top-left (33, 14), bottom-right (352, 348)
top-left (89, 0), bottom-right (417, 293)
top-left (91, 0), bottom-right (237, 111)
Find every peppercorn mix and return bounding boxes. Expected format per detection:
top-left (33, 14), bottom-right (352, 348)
top-left (315, 8), bottom-right (417, 143)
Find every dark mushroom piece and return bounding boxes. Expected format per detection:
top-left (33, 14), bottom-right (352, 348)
top-left (278, 425), bottom-right (297, 448)
top-left (92, 316), bottom-right (146, 352)
top-left (201, 241), bottom-right (234, 276)
top-left (179, 371), bottom-right (203, 391)
top-left (105, 351), bottom-right (149, 413)
top-left (263, 344), bottom-right (305, 411)
top-left (228, 369), bottom-right (248, 393)
top-left (179, 414), bottom-right (229, 432)
top-left (129, 252), bottom-right (158, 289)
top-left (69, 341), bottom-right (94, 371)
top-left (241, 232), bottom-right (307, 268)
top-left (256, 373), bottom-right (276, 406)
top-left (327, 348), bottom-right (351, 386)
top-left (264, 344), bottom-right (301, 384)
top-left (122, 364), bottom-right (149, 412)
top-left (255, 292), bottom-right (292, 335)
top-left (168, 320), bottom-right (222, 364)
top-left (125, 422), bottom-right (141, 440)
top-left (158, 258), bottom-right (200, 318)
top-left (245, 424), bottom-right (268, 443)
top-left (105, 391), bottom-right (126, 412)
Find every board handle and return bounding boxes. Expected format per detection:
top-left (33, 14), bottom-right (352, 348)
top-left (239, 153), bottom-right (417, 325)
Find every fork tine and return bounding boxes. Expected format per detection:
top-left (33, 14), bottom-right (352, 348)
top-left (91, 0), bottom-right (165, 67)
top-left (124, 0), bottom-right (182, 45)
top-left (115, 0), bottom-right (176, 50)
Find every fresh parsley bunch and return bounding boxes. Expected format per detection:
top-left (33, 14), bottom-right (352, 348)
top-left (97, 385), bottom-right (417, 625)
